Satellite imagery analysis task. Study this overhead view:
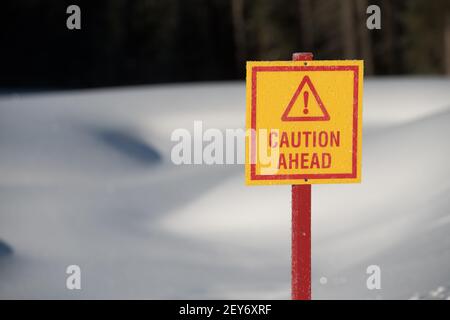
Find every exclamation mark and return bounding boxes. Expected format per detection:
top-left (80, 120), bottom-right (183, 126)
top-left (303, 91), bottom-right (309, 114)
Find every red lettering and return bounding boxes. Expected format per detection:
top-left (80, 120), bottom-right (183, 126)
top-left (301, 153), bottom-right (309, 169)
top-left (269, 131), bottom-right (278, 148)
top-left (322, 153), bottom-right (331, 168)
top-left (330, 131), bottom-right (340, 147)
top-left (310, 153), bottom-right (319, 168)
top-left (289, 153), bottom-right (299, 169)
top-left (291, 132), bottom-right (301, 147)
top-left (278, 153), bottom-right (287, 169)
top-left (280, 132), bottom-right (289, 148)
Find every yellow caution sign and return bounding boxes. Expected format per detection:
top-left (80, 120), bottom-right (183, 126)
top-left (245, 60), bottom-right (363, 185)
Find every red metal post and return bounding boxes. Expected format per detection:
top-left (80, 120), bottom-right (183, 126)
top-left (291, 52), bottom-right (313, 300)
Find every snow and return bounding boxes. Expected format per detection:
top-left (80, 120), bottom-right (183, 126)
top-left (0, 78), bottom-right (450, 299)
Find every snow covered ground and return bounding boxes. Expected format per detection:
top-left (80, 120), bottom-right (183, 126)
top-left (0, 78), bottom-right (450, 299)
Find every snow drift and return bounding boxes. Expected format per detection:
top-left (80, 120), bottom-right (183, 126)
top-left (0, 78), bottom-right (449, 299)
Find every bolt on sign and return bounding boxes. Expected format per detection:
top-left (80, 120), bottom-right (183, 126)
top-left (245, 60), bottom-right (363, 185)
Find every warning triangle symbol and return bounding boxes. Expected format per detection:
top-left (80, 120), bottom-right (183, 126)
top-left (281, 75), bottom-right (330, 121)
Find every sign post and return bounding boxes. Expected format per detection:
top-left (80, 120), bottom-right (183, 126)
top-left (245, 52), bottom-right (363, 300)
top-left (291, 53), bottom-right (313, 300)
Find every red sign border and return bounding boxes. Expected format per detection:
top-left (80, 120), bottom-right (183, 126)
top-left (250, 65), bottom-right (360, 181)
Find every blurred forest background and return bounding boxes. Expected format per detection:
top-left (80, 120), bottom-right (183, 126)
top-left (1, 0), bottom-right (450, 88)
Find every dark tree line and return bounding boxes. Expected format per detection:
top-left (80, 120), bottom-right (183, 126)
top-left (0, 0), bottom-right (449, 88)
